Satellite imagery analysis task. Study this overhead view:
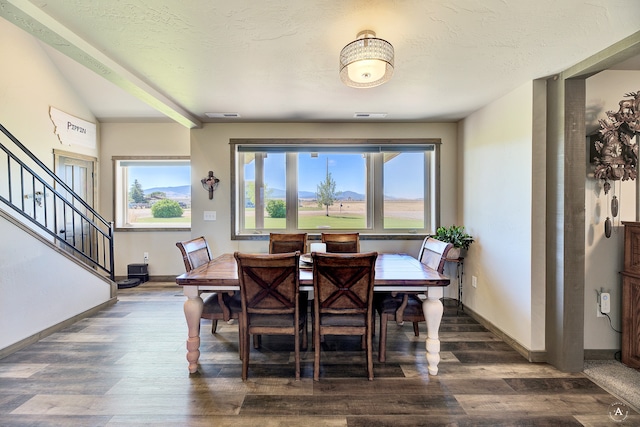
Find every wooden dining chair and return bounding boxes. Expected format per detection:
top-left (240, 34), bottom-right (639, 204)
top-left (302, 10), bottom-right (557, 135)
top-left (312, 251), bottom-right (377, 381)
top-left (176, 237), bottom-right (241, 334)
top-left (269, 233), bottom-right (308, 254)
top-left (235, 251), bottom-right (307, 380)
top-left (268, 233), bottom-right (309, 348)
top-left (376, 236), bottom-right (452, 362)
top-left (320, 232), bottom-right (360, 253)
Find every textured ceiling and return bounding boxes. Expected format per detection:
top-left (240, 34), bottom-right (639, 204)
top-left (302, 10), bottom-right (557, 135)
top-left (1, 0), bottom-right (639, 127)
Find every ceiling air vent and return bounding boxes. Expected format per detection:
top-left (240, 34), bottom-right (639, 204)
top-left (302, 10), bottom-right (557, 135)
top-left (354, 112), bottom-right (387, 118)
top-left (205, 112), bottom-right (241, 118)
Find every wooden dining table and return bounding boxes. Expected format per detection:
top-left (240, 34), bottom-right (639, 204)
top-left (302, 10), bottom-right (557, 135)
top-left (175, 252), bottom-right (451, 376)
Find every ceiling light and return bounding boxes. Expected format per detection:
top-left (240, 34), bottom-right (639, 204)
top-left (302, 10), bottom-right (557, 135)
top-left (340, 30), bottom-right (394, 88)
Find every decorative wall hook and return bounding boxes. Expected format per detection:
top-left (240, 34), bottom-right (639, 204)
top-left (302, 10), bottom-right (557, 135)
top-left (201, 171), bottom-right (220, 200)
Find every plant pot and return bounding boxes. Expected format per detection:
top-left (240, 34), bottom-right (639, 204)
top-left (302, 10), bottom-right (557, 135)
top-left (447, 247), bottom-right (462, 259)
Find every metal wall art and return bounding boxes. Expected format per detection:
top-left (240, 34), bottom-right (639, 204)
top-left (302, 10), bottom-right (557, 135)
top-left (593, 91), bottom-right (640, 237)
top-left (200, 171), bottom-right (220, 200)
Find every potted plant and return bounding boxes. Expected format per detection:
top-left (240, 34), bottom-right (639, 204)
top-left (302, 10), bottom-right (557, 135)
top-left (434, 225), bottom-right (474, 259)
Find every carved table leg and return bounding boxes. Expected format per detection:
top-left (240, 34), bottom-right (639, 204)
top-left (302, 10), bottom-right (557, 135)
top-left (423, 287), bottom-right (444, 375)
top-left (183, 288), bottom-right (203, 373)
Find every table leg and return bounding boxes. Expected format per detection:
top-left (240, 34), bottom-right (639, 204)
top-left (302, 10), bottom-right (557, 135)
top-left (423, 287), bottom-right (444, 375)
top-left (183, 288), bottom-right (203, 373)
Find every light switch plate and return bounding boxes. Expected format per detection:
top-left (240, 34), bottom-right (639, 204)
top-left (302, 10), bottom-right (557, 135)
top-left (203, 211), bottom-right (216, 221)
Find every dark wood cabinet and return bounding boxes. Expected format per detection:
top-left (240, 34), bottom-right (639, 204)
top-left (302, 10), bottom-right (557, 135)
top-left (621, 222), bottom-right (640, 368)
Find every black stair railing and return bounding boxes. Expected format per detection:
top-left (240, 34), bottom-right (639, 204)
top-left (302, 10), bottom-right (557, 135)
top-left (0, 123), bottom-right (114, 280)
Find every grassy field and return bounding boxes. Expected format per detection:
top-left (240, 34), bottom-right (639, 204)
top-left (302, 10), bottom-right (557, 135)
top-left (244, 200), bottom-right (424, 229)
top-left (127, 201), bottom-right (424, 228)
top-left (129, 209), bottom-right (191, 224)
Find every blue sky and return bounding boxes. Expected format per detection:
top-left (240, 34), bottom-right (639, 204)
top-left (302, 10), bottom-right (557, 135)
top-left (244, 152), bottom-right (424, 199)
top-left (127, 153), bottom-right (425, 198)
top-left (129, 166), bottom-right (191, 190)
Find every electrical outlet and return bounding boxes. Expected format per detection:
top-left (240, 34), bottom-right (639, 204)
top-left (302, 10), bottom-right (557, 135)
top-left (143, 252), bottom-right (149, 263)
top-left (600, 292), bottom-right (610, 314)
top-left (471, 275), bottom-right (477, 288)
top-left (596, 302), bottom-right (605, 317)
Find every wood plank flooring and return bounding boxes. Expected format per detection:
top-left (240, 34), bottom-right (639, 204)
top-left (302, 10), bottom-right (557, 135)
top-left (0, 282), bottom-right (637, 426)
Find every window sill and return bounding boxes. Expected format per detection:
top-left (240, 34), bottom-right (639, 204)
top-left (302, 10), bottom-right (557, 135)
top-left (232, 233), bottom-right (427, 241)
top-left (115, 226), bottom-right (191, 232)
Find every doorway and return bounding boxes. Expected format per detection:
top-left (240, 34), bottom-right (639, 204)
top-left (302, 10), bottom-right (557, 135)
top-left (53, 150), bottom-right (97, 260)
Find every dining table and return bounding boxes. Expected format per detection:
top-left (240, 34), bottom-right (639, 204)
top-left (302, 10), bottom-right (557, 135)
top-left (175, 252), bottom-right (451, 376)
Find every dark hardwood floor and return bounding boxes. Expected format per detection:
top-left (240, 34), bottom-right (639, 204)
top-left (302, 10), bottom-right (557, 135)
top-left (0, 282), bottom-right (637, 426)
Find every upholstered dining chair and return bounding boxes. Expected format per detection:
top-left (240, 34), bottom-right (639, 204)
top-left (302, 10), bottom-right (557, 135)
top-left (312, 251), bottom-right (378, 381)
top-left (376, 236), bottom-right (452, 362)
top-left (269, 233), bottom-right (308, 254)
top-left (176, 236), bottom-right (241, 334)
top-left (320, 232), bottom-right (360, 253)
top-left (235, 251), bottom-right (307, 381)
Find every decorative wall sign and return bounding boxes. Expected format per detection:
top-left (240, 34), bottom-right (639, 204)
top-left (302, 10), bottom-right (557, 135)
top-left (593, 91), bottom-right (640, 238)
top-left (49, 107), bottom-right (97, 149)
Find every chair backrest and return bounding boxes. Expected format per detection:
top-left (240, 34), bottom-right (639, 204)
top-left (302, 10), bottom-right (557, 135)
top-left (269, 233), bottom-right (308, 254)
top-left (234, 252), bottom-right (301, 315)
top-left (320, 232), bottom-right (360, 253)
top-left (176, 236), bottom-right (213, 272)
top-left (418, 237), bottom-right (453, 273)
top-left (312, 252), bottom-right (377, 315)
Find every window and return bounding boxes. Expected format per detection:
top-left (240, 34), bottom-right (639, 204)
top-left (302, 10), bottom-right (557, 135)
top-left (232, 139), bottom-right (440, 238)
top-left (113, 157), bottom-right (190, 230)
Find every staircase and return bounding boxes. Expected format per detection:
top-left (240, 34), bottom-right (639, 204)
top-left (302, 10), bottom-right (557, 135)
top-left (0, 123), bottom-right (116, 356)
top-left (0, 123), bottom-right (114, 279)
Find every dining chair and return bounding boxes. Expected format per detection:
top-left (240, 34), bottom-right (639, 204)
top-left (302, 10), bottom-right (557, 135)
top-left (269, 233), bottom-right (308, 254)
top-left (176, 236), bottom-right (241, 334)
top-left (263, 232), bottom-right (310, 349)
top-left (320, 232), bottom-right (360, 253)
top-left (235, 251), bottom-right (307, 381)
top-left (376, 236), bottom-right (452, 362)
top-left (312, 251), bottom-right (377, 381)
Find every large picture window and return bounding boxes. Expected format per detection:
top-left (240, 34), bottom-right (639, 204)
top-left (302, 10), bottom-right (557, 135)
top-left (113, 157), bottom-right (190, 231)
top-left (232, 139), bottom-right (440, 238)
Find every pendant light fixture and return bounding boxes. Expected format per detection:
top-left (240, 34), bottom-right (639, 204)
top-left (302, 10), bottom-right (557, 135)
top-left (339, 30), bottom-right (394, 88)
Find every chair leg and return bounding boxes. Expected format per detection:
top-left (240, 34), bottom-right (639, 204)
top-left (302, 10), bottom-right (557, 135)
top-left (413, 322), bottom-right (420, 337)
top-left (301, 319), bottom-right (308, 351)
top-left (242, 329), bottom-right (250, 381)
top-left (294, 327), bottom-right (301, 381)
top-left (379, 313), bottom-right (389, 363)
top-left (367, 329), bottom-right (374, 381)
top-left (314, 328), bottom-right (321, 381)
top-left (238, 317), bottom-right (244, 360)
top-left (253, 334), bottom-right (261, 349)
top-left (211, 319), bottom-right (218, 334)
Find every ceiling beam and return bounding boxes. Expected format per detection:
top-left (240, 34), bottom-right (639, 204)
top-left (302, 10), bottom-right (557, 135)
top-left (0, 0), bottom-right (202, 128)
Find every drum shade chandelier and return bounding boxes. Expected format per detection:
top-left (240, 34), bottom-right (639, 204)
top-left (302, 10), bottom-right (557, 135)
top-left (340, 30), bottom-right (394, 88)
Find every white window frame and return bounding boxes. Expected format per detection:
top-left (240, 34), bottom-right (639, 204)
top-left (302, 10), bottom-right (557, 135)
top-left (230, 139), bottom-right (441, 239)
top-left (113, 156), bottom-right (191, 231)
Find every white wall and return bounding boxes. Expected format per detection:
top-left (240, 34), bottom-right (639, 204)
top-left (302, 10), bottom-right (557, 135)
top-left (584, 70), bottom-right (640, 349)
top-left (0, 18), bottom-right (112, 352)
top-left (99, 122), bottom-right (191, 277)
top-left (460, 82), bottom-right (541, 351)
top-left (0, 19), bottom-right (98, 167)
top-left (0, 214), bottom-right (112, 350)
